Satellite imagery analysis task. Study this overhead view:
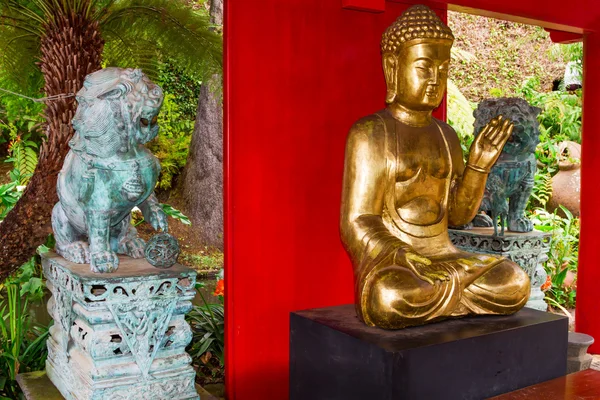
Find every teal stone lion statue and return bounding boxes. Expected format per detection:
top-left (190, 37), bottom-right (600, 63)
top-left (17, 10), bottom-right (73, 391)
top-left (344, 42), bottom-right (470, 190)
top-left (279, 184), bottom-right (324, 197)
top-left (52, 67), bottom-right (168, 273)
top-left (471, 97), bottom-right (541, 236)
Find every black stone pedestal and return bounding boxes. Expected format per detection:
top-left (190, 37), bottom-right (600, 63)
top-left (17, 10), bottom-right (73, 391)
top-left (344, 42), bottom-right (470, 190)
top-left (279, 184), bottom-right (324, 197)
top-left (290, 305), bottom-right (568, 400)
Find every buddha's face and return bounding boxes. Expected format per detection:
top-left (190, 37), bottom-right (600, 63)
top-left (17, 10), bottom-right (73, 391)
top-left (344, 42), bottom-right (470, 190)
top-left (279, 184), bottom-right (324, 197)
top-left (383, 41), bottom-right (451, 111)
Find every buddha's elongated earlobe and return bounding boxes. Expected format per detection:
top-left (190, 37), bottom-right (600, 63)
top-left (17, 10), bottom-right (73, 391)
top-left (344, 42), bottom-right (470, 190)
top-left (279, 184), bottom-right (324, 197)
top-left (383, 54), bottom-right (397, 104)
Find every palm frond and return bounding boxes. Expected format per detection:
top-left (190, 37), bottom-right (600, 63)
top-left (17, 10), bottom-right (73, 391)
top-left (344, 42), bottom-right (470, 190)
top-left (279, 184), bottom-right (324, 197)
top-left (0, 25), bottom-right (43, 95)
top-left (99, 0), bottom-right (222, 81)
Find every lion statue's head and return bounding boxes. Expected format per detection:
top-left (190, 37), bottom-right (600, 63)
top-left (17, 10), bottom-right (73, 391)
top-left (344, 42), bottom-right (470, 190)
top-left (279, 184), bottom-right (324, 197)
top-left (473, 97), bottom-right (541, 157)
top-left (70, 67), bottom-right (164, 158)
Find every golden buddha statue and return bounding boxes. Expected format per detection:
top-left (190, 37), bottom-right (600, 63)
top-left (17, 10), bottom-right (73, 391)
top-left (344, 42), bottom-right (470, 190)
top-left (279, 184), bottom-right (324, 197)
top-left (340, 5), bottom-right (530, 329)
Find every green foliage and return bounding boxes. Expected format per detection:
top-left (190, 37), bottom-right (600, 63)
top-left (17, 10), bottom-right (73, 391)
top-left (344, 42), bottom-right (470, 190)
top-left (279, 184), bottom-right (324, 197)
top-left (187, 284), bottom-right (224, 379)
top-left (157, 60), bottom-right (202, 120)
top-left (0, 95), bottom-right (44, 148)
top-left (550, 42), bottom-right (583, 82)
top-left (447, 79), bottom-right (474, 157)
top-left (0, 258), bottom-right (49, 399)
top-left (161, 203), bottom-right (191, 225)
top-left (448, 13), bottom-right (564, 102)
top-left (518, 77), bottom-right (582, 214)
top-left (96, 0), bottom-right (222, 82)
top-left (519, 76), bottom-right (582, 144)
top-left (4, 128), bottom-right (39, 186)
top-left (530, 206), bottom-right (579, 309)
top-left (0, 0), bottom-right (222, 96)
top-left (180, 250), bottom-right (223, 272)
top-left (147, 93), bottom-right (193, 190)
top-left (131, 202), bottom-right (190, 226)
top-left (528, 171), bottom-right (553, 211)
top-left (0, 181), bottom-right (22, 221)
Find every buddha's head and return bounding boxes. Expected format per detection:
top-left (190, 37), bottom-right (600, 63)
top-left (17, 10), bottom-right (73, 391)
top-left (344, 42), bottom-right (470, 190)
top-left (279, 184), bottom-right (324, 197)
top-left (381, 5), bottom-right (454, 111)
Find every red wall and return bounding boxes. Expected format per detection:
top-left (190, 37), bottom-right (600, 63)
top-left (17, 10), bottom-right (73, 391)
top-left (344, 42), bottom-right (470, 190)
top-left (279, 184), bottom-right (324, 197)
top-left (225, 1), bottom-right (446, 397)
top-left (225, 0), bottom-right (600, 398)
top-left (577, 31), bottom-right (600, 353)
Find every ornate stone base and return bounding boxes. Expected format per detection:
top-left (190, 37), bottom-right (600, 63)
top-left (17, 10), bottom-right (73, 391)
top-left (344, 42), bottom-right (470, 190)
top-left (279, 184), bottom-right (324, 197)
top-left (449, 227), bottom-right (551, 311)
top-left (42, 252), bottom-right (199, 400)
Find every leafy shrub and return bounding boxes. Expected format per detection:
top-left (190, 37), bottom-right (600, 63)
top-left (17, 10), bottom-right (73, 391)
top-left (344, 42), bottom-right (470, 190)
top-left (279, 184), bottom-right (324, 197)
top-left (528, 171), bottom-right (553, 211)
top-left (147, 94), bottom-right (194, 190)
top-left (4, 127), bottom-right (39, 186)
top-left (519, 76), bottom-right (582, 144)
top-left (531, 206), bottom-right (579, 309)
top-left (0, 95), bottom-right (44, 154)
top-left (187, 283), bottom-right (224, 384)
top-left (157, 61), bottom-right (202, 120)
top-left (447, 79), bottom-right (475, 157)
top-left (0, 257), bottom-right (49, 399)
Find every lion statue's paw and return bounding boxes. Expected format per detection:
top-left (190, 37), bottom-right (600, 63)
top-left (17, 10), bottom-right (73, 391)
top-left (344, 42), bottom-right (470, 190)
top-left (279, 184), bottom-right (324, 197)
top-left (57, 241), bottom-right (91, 264)
top-left (508, 216), bottom-right (533, 232)
top-left (90, 250), bottom-right (120, 273)
top-left (119, 237), bottom-right (146, 259)
top-left (472, 213), bottom-right (494, 227)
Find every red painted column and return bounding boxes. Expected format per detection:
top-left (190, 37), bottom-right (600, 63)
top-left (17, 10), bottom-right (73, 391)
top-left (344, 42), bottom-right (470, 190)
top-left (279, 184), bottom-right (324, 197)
top-left (576, 31), bottom-right (600, 353)
top-left (224, 1), bottom-right (447, 398)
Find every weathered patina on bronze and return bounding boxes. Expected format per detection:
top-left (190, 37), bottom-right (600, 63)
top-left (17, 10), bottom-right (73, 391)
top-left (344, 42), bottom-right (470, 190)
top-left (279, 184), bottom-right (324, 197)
top-left (52, 68), bottom-right (168, 273)
top-left (340, 5), bottom-right (530, 329)
top-left (470, 98), bottom-right (541, 235)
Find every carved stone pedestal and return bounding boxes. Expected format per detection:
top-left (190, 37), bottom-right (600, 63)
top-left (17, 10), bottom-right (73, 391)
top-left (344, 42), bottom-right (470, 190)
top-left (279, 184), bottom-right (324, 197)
top-left (42, 252), bottom-right (199, 400)
top-left (449, 227), bottom-right (551, 311)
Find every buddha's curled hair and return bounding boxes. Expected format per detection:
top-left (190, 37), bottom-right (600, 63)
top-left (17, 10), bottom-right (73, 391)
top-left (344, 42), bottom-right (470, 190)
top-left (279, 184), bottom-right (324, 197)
top-left (70, 67), bottom-right (163, 158)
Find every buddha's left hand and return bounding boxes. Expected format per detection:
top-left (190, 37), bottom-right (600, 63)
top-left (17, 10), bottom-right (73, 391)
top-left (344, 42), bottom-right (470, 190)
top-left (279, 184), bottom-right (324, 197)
top-left (467, 115), bottom-right (514, 173)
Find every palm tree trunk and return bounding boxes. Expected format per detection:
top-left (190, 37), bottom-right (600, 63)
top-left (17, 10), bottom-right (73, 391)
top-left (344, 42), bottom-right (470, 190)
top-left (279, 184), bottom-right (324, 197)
top-left (0, 10), bottom-right (103, 279)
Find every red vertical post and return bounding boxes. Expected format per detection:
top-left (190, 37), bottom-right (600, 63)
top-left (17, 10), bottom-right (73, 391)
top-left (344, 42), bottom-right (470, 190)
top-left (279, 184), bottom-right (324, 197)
top-left (576, 31), bottom-right (600, 353)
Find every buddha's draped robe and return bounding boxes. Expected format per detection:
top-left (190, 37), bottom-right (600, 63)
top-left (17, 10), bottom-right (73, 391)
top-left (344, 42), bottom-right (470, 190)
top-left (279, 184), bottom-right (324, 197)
top-left (341, 110), bottom-right (530, 329)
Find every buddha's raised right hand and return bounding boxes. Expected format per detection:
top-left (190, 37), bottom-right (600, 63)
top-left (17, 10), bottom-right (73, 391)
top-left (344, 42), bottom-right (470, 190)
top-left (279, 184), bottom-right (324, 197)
top-left (395, 247), bottom-right (450, 285)
top-left (467, 115), bottom-right (514, 173)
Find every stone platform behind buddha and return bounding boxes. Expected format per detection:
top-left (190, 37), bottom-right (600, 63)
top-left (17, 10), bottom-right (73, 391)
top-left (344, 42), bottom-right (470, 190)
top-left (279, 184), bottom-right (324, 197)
top-left (290, 304), bottom-right (567, 400)
top-left (449, 226), bottom-right (551, 311)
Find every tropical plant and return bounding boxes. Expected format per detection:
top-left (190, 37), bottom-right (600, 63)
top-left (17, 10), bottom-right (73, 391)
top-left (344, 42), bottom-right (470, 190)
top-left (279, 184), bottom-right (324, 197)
top-left (447, 79), bottom-right (475, 157)
top-left (0, 96), bottom-right (44, 151)
top-left (187, 282), bottom-right (224, 384)
top-left (157, 60), bottom-right (202, 120)
top-left (4, 127), bottom-right (39, 186)
top-left (530, 206), bottom-right (579, 309)
top-left (132, 203), bottom-right (191, 227)
top-left (519, 76), bottom-right (582, 144)
top-left (0, 257), bottom-right (49, 399)
top-left (527, 171), bottom-right (553, 212)
top-left (147, 93), bottom-right (194, 190)
top-left (0, 0), bottom-right (222, 280)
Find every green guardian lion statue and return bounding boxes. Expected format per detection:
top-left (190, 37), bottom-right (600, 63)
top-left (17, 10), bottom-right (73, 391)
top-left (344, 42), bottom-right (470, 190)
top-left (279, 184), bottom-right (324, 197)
top-left (471, 98), bottom-right (541, 235)
top-left (52, 67), bottom-right (168, 273)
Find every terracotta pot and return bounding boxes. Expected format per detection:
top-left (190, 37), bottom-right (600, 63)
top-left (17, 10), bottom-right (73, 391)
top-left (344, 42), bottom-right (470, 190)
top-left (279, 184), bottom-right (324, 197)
top-left (548, 141), bottom-right (581, 217)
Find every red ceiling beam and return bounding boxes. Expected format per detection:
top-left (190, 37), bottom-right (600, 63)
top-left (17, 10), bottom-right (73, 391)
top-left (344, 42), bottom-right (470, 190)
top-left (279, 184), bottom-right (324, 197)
top-left (348, 0), bottom-right (596, 34)
top-left (342, 0), bottom-right (385, 12)
top-left (546, 28), bottom-right (584, 43)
